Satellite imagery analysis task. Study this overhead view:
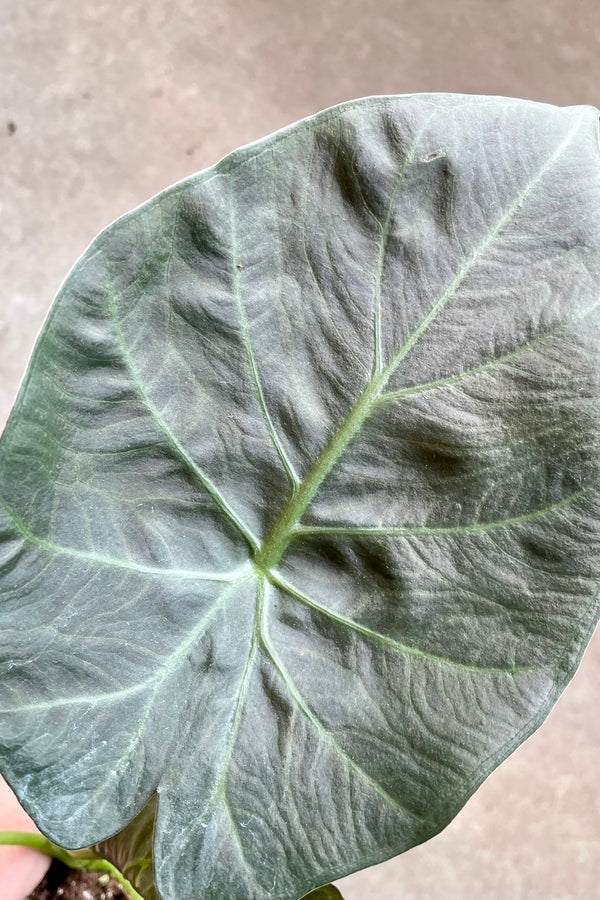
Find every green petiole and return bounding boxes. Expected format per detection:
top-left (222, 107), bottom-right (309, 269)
top-left (0, 831), bottom-right (145, 900)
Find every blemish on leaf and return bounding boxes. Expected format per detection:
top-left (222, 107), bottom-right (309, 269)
top-left (423, 148), bottom-right (445, 162)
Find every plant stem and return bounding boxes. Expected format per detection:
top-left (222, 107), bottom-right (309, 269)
top-left (0, 831), bottom-right (145, 900)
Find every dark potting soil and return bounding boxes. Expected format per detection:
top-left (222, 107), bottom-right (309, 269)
top-left (27, 858), bottom-right (131, 900)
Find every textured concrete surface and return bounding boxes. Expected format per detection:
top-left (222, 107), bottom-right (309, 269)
top-left (1, 1), bottom-right (600, 898)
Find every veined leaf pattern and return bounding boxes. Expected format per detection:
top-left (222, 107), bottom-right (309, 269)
top-left (1, 95), bottom-right (600, 900)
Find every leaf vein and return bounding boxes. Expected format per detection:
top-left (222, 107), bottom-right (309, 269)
top-left (0, 495), bottom-right (245, 582)
top-left (290, 478), bottom-right (597, 541)
top-left (271, 574), bottom-right (528, 676)
top-left (229, 199), bottom-right (300, 491)
top-left (260, 583), bottom-right (431, 825)
top-left (107, 285), bottom-right (259, 551)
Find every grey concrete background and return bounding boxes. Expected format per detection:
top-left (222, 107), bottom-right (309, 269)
top-left (1, 1), bottom-right (600, 898)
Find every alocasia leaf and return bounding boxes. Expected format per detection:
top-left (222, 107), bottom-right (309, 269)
top-left (1, 94), bottom-right (600, 900)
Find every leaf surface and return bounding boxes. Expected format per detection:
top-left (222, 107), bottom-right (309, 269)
top-left (1, 94), bottom-right (600, 900)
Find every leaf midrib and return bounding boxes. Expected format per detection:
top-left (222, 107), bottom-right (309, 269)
top-left (256, 108), bottom-right (586, 573)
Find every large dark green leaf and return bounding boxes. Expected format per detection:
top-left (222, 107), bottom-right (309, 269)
top-left (1, 94), bottom-right (600, 900)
